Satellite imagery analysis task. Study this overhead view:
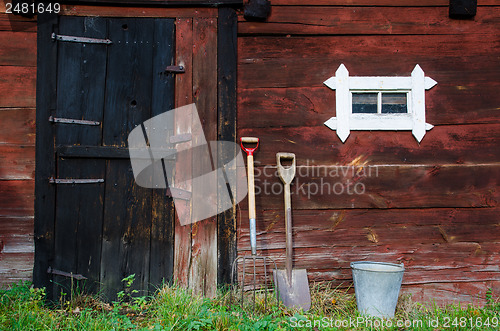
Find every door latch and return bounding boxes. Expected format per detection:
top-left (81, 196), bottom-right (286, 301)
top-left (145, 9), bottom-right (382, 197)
top-left (165, 65), bottom-right (185, 74)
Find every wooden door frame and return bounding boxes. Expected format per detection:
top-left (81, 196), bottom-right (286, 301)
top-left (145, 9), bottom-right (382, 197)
top-left (34, 4), bottom-right (238, 297)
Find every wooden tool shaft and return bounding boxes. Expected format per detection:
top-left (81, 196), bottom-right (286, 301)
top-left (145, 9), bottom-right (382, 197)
top-left (247, 154), bottom-right (257, 255)
top-left (247, 154), bottom-right (256, 220)
top-left (284, 184), bottom-right (293, 283)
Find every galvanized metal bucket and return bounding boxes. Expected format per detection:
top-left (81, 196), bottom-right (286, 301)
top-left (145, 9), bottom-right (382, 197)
top-left (351, 261), bottom-right (405, 318)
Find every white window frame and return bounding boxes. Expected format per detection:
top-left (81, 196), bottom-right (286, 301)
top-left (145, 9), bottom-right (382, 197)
top-left (323, 64), bottom-right (437, 143)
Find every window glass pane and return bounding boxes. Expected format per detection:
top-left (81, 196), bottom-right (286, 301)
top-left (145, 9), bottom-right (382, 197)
top-left (352, 93), bottom-right (378, 113)
top-left (381, 93), bottom-right (407, 114)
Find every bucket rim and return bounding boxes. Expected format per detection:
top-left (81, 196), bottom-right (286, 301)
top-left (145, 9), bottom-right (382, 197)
top-left (350, 261), bottom-right (405, 273)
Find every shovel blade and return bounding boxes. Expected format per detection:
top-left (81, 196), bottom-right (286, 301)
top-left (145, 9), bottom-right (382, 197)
top-left (273, 269), bottom-right (311, 311)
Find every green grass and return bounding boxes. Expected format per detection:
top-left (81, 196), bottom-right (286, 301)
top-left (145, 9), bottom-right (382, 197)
top-left (0, 280), bottom-right (498, 330)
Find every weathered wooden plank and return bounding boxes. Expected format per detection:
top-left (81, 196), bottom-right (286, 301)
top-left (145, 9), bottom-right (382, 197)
top-left (0, 31), bottom-right (36, 66)
top-left (70, 17), bottom-right (107, 294)
top-left (268, 0), bottom-right (460, 6)
top-left (0, 13), bottom-right (36, 32)
top-left (173, 17), bottom-right (193, 289)
top-left (239, 34), bottom-right (499, 62)
top-left (238, 124), bottom-right (500, 165)
top-left (306, 265), bottom-right (500, 287)
top-left (61, 5), bottom-right (218, 18)
top-left (0, 216), bottom-right (34, 255)
top-left (149, 18), bottom-right (176, 291)
top-left (234, 206), bottom-right (500, 305)
top-left (101, 18), bottom-right (155, 300)
top-left (237, 208), bottom-right (500, 251)
top-left (33, 12), bottom-right (57, 298)
top-left (0, 108), bottom-right (35, 145)
top-left (0, 179), bottom-right (34, 216)
top-left (236, 241), bottom-right (500, 272)
top-left (217, 7), bottom-right (238, 287)
top-left (0, 145), bottom-right (35, 180)
top-left (404, 281), bottom-right (500, 306)
top-left (238, 6), bottom-right (500, 35)
top-left (54, 16), bottom-right (107, 146)
top-left (0, 216), bottom-right (33, 233)
top-left (239, 84), bottom-right (500, 127)
top-left (0, 66), bottom-right (36, 107)
top-left (234, 164), bottom-right (500, 210)
top-left (60, 0), bottom-right (240, 7)
top-left (233, 241), bottom-right (500, 306)
top-left (57, 145), bottom-right (130, 159)
top-left (234, 242), bottom-right (500, 280)
top-left (239, 57), bottom-right (499, 90)
top-left (238, 35), bottom-right (500, 89)
top-left (0, 252), bottom-right (33, 285)
top-left (53, 160), bottom-right (103, 294)
top-left (238, 87), bottom-right (334, 128)
top-left (189, 16), bottom-right (218, 298)
top-left (52, 16), bottom-right (108, 295)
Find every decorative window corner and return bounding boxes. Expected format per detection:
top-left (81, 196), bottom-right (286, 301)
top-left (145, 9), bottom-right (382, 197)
top-left (323, 64), bottom-right (437, 143)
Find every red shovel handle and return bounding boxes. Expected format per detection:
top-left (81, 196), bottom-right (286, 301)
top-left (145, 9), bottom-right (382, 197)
top-left (240, 137), bottom-right (259, 156)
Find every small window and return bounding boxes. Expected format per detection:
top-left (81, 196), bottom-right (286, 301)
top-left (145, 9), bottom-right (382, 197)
top-left (323, 64), bottom-right (437, 143)
top-left (352, 92), bottom-right (408, 114)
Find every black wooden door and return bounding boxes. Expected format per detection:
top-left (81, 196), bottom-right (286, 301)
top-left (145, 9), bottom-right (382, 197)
top-left (40, 16), bottom-right (175, 300)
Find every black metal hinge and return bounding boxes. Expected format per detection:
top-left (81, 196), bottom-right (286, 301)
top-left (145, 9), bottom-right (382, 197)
top-left (49, 177), bottom-right (104, 184)
top-left (51, 33), bottom-right (112, 45)
top-left (47, 267), bottom-right (87, 280)
top-left (49, 116), bottom-right (100, 126)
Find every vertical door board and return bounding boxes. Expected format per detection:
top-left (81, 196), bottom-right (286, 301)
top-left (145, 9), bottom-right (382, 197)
top-left (189, 17), bottom-right (218, 298)
top-left (34, 12), bottom-right (58, 300)
top-left (52, 16), bottom-right (107, 296)
top-left (216, 7), bottom-right (238, 286)
top-left (101, 18), bottom-right (156, 300)
top-left (149, 18), bottom-right (176, 291)
top-left (173, 17), bottom-right (194, 288)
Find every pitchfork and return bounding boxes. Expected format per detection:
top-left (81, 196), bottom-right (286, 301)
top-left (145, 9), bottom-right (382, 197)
top-left (231, 137), bottom-right (278, 311)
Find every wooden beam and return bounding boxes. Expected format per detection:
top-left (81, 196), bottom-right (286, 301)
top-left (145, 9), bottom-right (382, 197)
top-left (189, 16), bottom-right (218, 298)
top-left (60, 0), bottom-right (242, 6)
top-left (173, 17), bottom-right (194, 289)
top-left (33, 12), bottom-right (58, 299)
top-left (268, 0), bottom-right (497, 6)
top-left (235, 163), bottom-right (500, 210)
top-left (217, 6), bottom-right (237, 287)
top-left (61, 5), bottom-right (218, 18)
top-left (238, 6), bottom-right (500, 36)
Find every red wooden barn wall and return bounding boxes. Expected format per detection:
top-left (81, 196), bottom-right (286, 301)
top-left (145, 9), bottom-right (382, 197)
top-left (0, 0), bottom-right (499, 306)
top-left (236, 0), bottom-right (500, 305)
top-left (0, 1), bottom-right (36, 284)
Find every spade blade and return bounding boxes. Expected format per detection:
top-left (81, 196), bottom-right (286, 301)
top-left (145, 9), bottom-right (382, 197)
top-left (273, 268), bottom-right (311, 311)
